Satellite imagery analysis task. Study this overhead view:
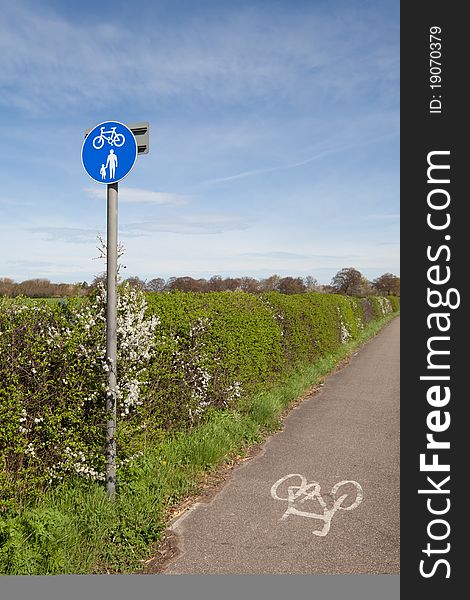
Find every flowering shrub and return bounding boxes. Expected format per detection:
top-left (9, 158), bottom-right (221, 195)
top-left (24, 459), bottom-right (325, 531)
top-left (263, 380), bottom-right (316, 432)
top-left (337, 307), bottom-right (352, 344)
top-left (376, 296), bottom-right (393, 315)
top-left (0, 285), bottom-right (159, 507)
top-left (169, 316), bottom-right (243, 422)
top-left (369, 295), bottom-right (393, 319)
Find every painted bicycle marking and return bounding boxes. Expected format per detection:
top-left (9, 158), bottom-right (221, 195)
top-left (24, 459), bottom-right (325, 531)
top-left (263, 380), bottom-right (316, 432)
top-left (270, 474), bottom-right (363, 537)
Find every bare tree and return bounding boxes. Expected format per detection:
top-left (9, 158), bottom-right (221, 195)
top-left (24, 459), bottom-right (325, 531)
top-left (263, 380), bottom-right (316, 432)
top-left (89, 273), bottom-right (107, 290)
top-left (17, 279), bottom-right (53, 298)
top-left (124, 276), bottom-right (146, 291)
top-left (303, 276), bottom-right (320, 292)
top-left (373, 273), bottom-right (400, 296)
top-left (331, 267), bottom-right (363, 296)
top-left (208, 275), bottom-right (225, 292)
top-left (145, 278), bottom-right (166, 292)
top-left (222, 277), bottom-right (241, 291)
top-left (238, 277), bottom-right (259, 294)
top-left (167, 277), bottom-right (199, 292)
top-left (194, 279), bottom-right (210, 292)
top-left (356, 275), bottom-right (374, 297)
top-left (278, 276), bottom-right (306, 294)
top-left (257, 274), bottom-right (280, 292)
top-left (0, 278), bottom-right (16, 297)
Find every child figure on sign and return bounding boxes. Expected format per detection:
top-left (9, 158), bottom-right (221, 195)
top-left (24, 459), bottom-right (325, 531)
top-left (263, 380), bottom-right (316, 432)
top-left (100, 164), bottom-right (107, 180)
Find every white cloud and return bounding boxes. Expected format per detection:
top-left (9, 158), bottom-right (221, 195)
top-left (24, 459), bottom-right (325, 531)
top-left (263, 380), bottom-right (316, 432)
top-left (84, 187), bottom-right (187, 205)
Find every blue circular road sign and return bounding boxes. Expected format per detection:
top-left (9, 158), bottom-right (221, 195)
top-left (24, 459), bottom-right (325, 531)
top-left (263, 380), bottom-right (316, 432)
top-left (81, 121), bottom-right (137, 184)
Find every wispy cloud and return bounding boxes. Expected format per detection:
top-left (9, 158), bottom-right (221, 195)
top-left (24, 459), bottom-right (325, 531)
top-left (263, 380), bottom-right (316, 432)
top-left (122, 213), bottom-right (252, 236)
top-left (0, 196), bottom-right (34, 208)
top-left (239, 251), bottom-right (311, 260)
top-left (201, 149), bottom-right (334, 185)
top-left (0, 2), bottom-right (398, 116)
top-left (30, 227), bottom-right (100, 243)
top-left (202, 132), bottom-right (397, 186)
top-left (236, 250), bottom-right (368, 267)
top-left (28, 211), bottom-right (251, 243)
top-left (365, 213), bottom-right (400, 220)
top-left (84, 187), bottom-right (187, 205)
top-left (5, 259), bottom-right (62, 269)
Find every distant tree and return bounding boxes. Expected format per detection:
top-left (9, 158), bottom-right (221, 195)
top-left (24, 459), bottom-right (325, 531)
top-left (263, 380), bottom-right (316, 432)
top-left (303, 276), bottom-right (320, 292)
top-left (124, 276), bottom-right (146, 291)
top-left (354, 275), bottom-right (374, 297)
top-left (167, 277), bottom-right (199, 292)
top-left (0, 278), bottom-right (16, 297)
top-left (145, 278), bottom-right (166, 292)
top-left (17, 279), bottom-right (53, 298)
top-left (278, 276), bottom-right (306, 294)
top-left (163, 277), bottom-right (176, 291)
top-left (238, 277), bottom-right (259, 294)
top-left (258, 274), bottom-right (281, 292)
top-left (89, 273), bottom-right (107, 290)
top-left (73, 281), bottom-right (89, 296)
top-left (222, 277), bottom-right (241, 291)
top-left (194, 278), bottom-right (209, 292)
top-left (76, 282), bottom-right (89, 297)
top-left (331, 267), bottom-right (363, 296)
top-left (208, 275), bottom-right (225, 292)
top-left (56, 283), bottom-right (79, 297)
top-left (373, 273), bottom-right (400, 296)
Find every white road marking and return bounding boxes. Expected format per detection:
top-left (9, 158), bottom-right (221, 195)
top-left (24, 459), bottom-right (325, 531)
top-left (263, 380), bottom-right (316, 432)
top-left (270, 474), bottom-right (363, 536)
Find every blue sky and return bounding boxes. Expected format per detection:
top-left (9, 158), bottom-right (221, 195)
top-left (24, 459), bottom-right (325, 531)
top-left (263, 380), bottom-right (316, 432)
top-left (0, 0), bottom-right (399, 285)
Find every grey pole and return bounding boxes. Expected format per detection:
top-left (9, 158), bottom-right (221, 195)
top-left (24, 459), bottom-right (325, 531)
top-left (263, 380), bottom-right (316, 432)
top-left (105, 182), bottom-right (118, 498)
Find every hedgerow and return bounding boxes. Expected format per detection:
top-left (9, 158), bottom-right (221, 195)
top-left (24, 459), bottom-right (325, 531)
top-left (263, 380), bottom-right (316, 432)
top-left (0, 289), bottom-right (399, 510)
top-left (388, 295), bottom-right (400, 312)
top-left (0, 285), bottom-right (160, 510)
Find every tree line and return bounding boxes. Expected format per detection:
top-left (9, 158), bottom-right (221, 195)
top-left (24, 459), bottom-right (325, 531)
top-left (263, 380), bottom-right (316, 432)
top-left (0, 278), bottom-right (88, 298)
top-left (0, 269), bottom-right (400, 298)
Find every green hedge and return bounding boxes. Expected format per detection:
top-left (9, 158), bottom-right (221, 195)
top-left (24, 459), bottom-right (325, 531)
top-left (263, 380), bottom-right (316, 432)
top-left (388, 295), bottom-right (400, 312)
top-left (139, 291), bottom-right (399, 432)
top-left (0, 291), bottom-right (399, 508)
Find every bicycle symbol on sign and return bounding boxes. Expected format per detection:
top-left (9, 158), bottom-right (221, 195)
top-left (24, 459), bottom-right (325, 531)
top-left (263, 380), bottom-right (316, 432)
top-left (92, 126), bottom-right (126, 150)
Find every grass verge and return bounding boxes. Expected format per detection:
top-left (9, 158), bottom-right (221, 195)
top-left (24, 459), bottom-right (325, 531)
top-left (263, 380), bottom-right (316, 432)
top-left (0, 312), bottom-right (398, 575)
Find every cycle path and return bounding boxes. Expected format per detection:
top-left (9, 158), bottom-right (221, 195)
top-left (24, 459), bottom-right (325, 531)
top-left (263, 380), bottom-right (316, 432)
top-left (163, 317), bottom-right (400, 574)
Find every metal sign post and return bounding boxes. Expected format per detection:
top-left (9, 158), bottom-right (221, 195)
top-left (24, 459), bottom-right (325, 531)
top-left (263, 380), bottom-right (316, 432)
top-left (105, 182), bottom-right (118, 497)
top-left (82, 121), bottom-right (144, 498)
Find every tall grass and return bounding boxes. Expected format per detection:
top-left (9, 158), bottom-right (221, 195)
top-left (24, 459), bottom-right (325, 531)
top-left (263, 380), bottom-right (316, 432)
top-left (0, 313), bottom-right (398, 574)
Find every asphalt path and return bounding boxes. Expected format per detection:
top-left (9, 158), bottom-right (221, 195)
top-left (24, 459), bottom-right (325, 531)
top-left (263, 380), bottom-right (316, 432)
top-left (163, 317), bottom-right (400, 574)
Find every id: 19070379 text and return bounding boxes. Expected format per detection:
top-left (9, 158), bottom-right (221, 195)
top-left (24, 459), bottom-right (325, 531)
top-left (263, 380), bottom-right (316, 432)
top-left (429, 26), bottom-right (443, 114)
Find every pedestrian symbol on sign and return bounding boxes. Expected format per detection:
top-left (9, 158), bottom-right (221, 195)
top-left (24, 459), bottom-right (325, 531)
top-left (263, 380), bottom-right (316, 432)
top-left (106, 149), bottom-right (118, 179)
top-left (81, 121), bottom-right (137, 184)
